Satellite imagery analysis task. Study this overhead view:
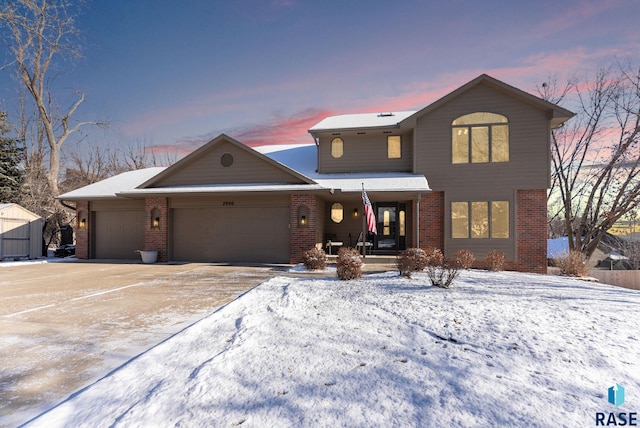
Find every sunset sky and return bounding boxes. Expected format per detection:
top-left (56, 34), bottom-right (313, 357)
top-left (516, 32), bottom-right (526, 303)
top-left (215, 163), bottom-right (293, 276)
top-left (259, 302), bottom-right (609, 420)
top-left (1, 0), bottom-right (639, 157)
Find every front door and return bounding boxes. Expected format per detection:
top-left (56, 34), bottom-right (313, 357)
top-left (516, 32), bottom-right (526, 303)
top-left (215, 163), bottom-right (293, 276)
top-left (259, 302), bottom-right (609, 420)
top-left (375, 203), bottom-right (407, 252)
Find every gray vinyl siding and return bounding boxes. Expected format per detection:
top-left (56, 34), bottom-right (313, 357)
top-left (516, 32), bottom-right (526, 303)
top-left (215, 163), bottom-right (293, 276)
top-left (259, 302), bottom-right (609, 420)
top-left (414, 83), bottom-right (551, 192)
top-left (153, 141), bottom-right (304, 187)
top-left (317, 130), bottom-right (413, 173)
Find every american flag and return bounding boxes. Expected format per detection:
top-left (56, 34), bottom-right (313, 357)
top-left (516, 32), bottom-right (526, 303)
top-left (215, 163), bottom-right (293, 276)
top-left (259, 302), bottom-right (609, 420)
top-left (362, 186), bottom-right (377, 235)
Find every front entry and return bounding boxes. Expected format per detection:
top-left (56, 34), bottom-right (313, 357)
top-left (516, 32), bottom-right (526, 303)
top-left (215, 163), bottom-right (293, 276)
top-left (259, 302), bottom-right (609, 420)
top-left (375, 203), bottom-right (406, 252)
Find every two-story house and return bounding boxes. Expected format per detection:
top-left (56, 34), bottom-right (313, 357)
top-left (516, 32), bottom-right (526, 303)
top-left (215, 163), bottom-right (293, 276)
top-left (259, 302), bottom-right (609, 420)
top-left (59, 74), bottom-right (573, 273)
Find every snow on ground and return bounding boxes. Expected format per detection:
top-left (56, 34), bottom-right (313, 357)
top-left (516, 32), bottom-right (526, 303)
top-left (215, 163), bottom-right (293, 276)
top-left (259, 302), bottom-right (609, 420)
top-left (24, 270), bottom-right (640, 427)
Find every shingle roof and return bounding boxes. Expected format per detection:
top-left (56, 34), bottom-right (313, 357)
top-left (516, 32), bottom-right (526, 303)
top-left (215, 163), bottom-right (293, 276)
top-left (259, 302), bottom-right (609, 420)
top-left (308, 111), bottom-right (417, 132)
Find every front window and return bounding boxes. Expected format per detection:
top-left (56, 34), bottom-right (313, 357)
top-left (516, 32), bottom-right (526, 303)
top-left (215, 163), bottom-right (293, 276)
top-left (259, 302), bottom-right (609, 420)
top-left (452, 112), bottom-right (509, 164)
top-left (331, 137), bottom-right (343, 158)
top-left (451, 200), bottom-right (509, 239)
top-left (387, 135), bottom-right (401, 158)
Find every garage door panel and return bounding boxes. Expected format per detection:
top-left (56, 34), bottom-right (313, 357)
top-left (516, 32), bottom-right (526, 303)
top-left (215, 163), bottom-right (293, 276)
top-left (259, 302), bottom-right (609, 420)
top-left (95, 211), bottom-right (145, 259)
top-left (172, 207), bottom-right (289, 263)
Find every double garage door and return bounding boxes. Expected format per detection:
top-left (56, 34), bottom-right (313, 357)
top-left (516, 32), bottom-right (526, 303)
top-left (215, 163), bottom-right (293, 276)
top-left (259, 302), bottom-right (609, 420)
top-left (172, 206), bottom-right (290, 263)
top-left (92, 199), bottom-right (291, 263)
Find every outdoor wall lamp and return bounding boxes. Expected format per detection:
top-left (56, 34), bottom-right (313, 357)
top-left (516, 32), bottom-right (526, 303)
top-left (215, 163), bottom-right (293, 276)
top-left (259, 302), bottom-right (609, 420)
top-left (298, 205), bottom-right (309, 227)
top-left (352, 208), bottom-right (359, 218)
top-left (151, 207), bottom-right (161, 229)
top-left (79, 217), bottom-right (86, 229)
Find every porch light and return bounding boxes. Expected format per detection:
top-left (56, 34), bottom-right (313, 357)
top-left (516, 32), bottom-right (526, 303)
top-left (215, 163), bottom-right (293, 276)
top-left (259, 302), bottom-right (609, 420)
top-left (79, 217), bottom-right (86, 229)
top-left (151, 207), bottom-right (161, 228)
top-left (352, 208), bottom-right (359, 218)
top-left (298, 205), bottom-right (309, 227)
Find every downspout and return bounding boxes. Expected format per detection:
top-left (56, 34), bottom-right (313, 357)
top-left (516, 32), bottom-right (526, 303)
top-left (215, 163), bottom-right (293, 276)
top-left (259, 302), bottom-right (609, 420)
top-left (416, 193), bottom-right (421, 248)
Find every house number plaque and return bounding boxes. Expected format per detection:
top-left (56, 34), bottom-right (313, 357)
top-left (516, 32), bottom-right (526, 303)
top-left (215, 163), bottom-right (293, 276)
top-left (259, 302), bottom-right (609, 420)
top-left (222, 201), bottom-right (235, 206)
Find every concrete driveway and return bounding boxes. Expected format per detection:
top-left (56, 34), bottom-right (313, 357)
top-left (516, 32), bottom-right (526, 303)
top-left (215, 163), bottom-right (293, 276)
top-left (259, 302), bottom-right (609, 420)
top-left (0, 260), bottom-right (288, 427)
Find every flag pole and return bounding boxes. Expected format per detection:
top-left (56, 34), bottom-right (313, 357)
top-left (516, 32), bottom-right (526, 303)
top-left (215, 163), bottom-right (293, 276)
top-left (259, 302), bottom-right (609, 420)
top-left (361, 183), bottom-right (366, 258)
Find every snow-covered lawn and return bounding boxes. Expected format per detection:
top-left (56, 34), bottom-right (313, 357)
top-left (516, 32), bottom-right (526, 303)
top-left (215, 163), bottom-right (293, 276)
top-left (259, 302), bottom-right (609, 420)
top-left (25, 269), bottom-right (640, 427)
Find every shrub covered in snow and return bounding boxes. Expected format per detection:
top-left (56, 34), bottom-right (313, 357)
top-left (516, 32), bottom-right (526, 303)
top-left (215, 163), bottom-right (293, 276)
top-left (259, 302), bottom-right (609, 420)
top-left (486, 250), bottom-right (506, 271)
top-left (336, 247), bottom-right (363, 280)
top-left (425, 256), bottom-right (460, 288)
top-left (553, 250), bottom-right (587, 277)
top-left (453, 249), bottom-right (475, 270)
top-left (302, 247), bottom-right (327, 271)
top-left (396, 248), bottom-right (429, 278)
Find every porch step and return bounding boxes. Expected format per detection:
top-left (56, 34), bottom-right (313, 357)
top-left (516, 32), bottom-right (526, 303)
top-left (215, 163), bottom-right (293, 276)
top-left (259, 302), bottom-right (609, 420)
top-left (327, 254), bottom-right (397, 264)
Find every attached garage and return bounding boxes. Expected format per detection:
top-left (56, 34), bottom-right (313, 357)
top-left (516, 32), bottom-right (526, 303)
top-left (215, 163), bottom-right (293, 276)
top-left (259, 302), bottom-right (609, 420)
top-left (171, 196), bottom-right (290, 263)
top-left (91, 201), bottom-right (145, 259)
top-left (0, 204), bottom-right (43, 260)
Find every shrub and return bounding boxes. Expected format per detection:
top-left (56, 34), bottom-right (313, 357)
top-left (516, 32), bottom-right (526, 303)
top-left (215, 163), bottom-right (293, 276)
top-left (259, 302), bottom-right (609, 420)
top-left (453, 249), bottom-right (475, 269)
top-left (424, 246), bottom-right (444, 267)
top-left (336, 247), bottom-right (363, 280)
top-left (554, 250), bottom-right (587, 276)
top-left (425, 257), bottom-right (460, 288)
top-left (396, 248), bottom-right (428, 278)
top-left (486, 250), bottom-right (506, 271)
top-left (302, 247), bottom-right (327, 271)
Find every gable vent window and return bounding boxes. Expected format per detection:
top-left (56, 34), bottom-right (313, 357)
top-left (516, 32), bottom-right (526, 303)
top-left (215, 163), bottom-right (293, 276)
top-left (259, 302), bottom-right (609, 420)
top-left (452, 112), bottom-right (509, 164)
top-left (220, 153), bottom-right (234, 167)
top-left (331, 137), bottom-right (344, 158)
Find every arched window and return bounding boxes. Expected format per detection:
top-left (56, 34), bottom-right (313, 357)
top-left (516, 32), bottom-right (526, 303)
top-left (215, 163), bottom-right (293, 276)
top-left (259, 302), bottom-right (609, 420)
top-left (330, 202), bottom-right (344, 223)
top-left (452, 112), bottom-right (509, 164)
top-left (331, 137), bottom-right (344, 158)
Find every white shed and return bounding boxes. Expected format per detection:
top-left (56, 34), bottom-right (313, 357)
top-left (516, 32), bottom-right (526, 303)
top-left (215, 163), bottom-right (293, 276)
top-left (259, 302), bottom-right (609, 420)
top-left (0, 204), bottom-right (44, 260)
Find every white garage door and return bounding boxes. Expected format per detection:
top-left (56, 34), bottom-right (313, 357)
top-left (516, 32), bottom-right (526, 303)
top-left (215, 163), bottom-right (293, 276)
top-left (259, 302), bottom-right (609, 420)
top-left (172, 207), bottom-right (289, 263)
top-left (94, 211), bottom-right (145, 259)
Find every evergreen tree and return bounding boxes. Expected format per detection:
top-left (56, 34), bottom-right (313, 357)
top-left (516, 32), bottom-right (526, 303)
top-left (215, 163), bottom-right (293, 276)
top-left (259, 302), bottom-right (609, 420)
top-left (0, 112), bottom-right (24, 203)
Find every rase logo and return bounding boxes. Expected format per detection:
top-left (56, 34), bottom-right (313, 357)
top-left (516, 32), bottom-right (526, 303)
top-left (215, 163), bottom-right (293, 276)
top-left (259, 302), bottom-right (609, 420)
top-left (596, 384), bottom-right (637, 426)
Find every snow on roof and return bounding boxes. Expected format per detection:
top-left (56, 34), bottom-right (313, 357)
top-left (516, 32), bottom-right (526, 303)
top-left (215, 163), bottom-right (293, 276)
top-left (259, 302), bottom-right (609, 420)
top-left (256, 144), bottom-right (430, 193)
top-left (308, 111), bottom-right (417, 132)
top-left (57, 167), bottom-right (166, 200)
top-left (0, 203), bottom-right (13, 210)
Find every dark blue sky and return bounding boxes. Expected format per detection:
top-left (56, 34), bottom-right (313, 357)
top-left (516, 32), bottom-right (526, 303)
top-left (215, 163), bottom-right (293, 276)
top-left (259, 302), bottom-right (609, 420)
top-left (1, 0), bottom-right (638, 157)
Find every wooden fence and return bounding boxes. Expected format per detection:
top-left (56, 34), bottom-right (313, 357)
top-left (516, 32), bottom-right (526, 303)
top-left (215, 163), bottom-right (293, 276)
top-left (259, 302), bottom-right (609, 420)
top-left (587, 270), bottom-right (640, 290)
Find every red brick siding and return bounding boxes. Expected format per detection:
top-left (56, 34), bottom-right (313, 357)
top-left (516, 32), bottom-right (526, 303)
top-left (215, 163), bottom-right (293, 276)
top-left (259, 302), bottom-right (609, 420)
top-left (512, 189), bottom-right (547, 273)
top-left (75, 201), bottom-right (89, 259)
top-left (290, 195), bottom-right (319, 263)
top-left (144, 198), bottom-right (169, 262)
top-left (418, 191), bottom-right (444, 251)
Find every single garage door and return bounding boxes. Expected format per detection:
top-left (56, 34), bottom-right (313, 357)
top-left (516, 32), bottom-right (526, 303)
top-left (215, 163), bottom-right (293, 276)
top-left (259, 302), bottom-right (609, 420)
top-left (172, 206), bottom-right (289, 263)
top-left (94, 210), bottom-right (145, 259)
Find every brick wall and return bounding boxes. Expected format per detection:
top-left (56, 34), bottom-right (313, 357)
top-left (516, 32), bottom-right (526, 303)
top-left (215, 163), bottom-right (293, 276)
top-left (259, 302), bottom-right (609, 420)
top-left (290, 194), bottom-right (319, 263)
top-left (417, 191), bottom-right (444, 251)
top-left (144, 197), bottom-right (169, 262)
top-left (512, 189), bottom-right (547, 273)
top-left (75, 201), bottom-right (89, 259)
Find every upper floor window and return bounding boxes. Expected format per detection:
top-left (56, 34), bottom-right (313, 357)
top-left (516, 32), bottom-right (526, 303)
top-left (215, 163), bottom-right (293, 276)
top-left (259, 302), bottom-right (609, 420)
top-left (387, 136), bottom-right (401, 159)
top-left (451, 200), bottom-right (509, 239)
top-left (452, 112), bottom-right (509, 164)
top-left (331, 137), bottom-right (344, 158)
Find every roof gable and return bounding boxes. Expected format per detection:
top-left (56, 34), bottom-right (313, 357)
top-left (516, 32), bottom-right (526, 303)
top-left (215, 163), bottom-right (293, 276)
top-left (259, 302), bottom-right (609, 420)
top-left (140, 134), bottom-right (314, 188)
top-left (403, 74), bottom-right (574, 128)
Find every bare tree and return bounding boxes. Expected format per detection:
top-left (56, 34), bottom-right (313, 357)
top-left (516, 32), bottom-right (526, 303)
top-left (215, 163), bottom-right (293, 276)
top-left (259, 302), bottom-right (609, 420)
top-left (542, 64), bottom-right (640, 260)
top-left (0, 0), bottom-right (107, 197)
